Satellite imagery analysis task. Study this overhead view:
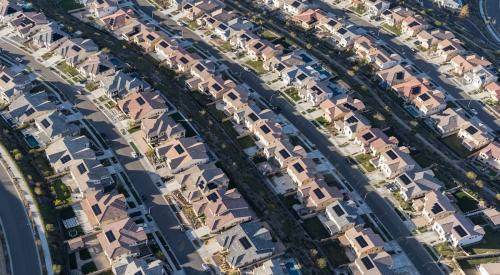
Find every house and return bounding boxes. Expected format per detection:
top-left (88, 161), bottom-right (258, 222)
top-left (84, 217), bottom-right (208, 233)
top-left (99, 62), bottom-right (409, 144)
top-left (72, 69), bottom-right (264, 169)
top-left (437, 39), bottom-right (465, 61)
top-left (77, 53), bottom-right (116, 81)
top-left (222, 86), bottom-right (249, 115)
top-left (174, 162), bottom-right (229, 203)
top-left (485, 82), bottom-right (500, 102)
top-left (131, 26), bottom-right (162, 52)
top-left (364, 0), bottom-right (390, 16)
top-left (97, 218), bottom-right (147, 262)
top-left (395, 169), bottom-right (443, 201)
top-left (316, 16), bottom-right (342, 35)
top-left (377, 64), bottom-right (413, 90)
top-left (324, 200), bottom-right (358, 235)
top-left (401, 16), bottom-right (425, 36)
top-left (354, 128), bottom-right (398, 155)
top-left (265, 139), bottom-right (301, 169)
top-left (411, 89), bottom-right (447, 116)
top-left (286, 157), bottom-right (316, 186)
top-left (291, 9), bottom-right (326, 30)
top-left (155, 137), bottom-right (209, 174)
top-left (215, 222), bottom-right (276, 269)
top-left (0, 0), bottom-right (21, 23)
top-left (31, 22), bottom-right (68, 50)
top-left (372, 48), bottom-right (400, 70)
top-left (45, 135), bottom-right (94, 173)
top-left (89, 0), bottom-right (118, 18)
top-left (230, 29), bottom-right (259, 50)
top-left (334, 112), bottom-right (372, 139)
top-left (113, 258), bottom-right (165, 275)
top-left (320, 94), bottom-right (366, 123)
top-left (475, 142), bottom-right (500, 172)
top-left (245, 38), bottom-right (283, 61)
top-left (350, 252), bottom-right (394, 275)
top-left (141, 113), bottom-right (185, 146)
top-left (344, 227), bottom-right (385, 257)
top-left (70, 158), bottom-right (113, 194)
top-left (450, 54), bottom-right (492, 76)
top-left (353, 35), bottom-right (378, 61)
top-left (56, 38), bottom-right (99, 66)
top-left (166, 48), bottom-right (202, 74)
top-left (414, 190), bottom-right (455, 223)
top-left (118, 90), bottom-right (167, 124)
top-left (298, 178), bottom-right (342, 212)
top-left (464, 65), bottom-right (498, 89)
top-left (457, 121), bottom-right (493, 151)
top-left (391, 76), bottom-right (430, 102)
top-left (253, 119), bottom-right (282, 148)
top-left (376, 147), bottom-right (419, 179)
top-left (198, 74), bottom-right (235, 99)
top-left (0, 66), bottom-right (36, 104)
top-left (100, 71), bottom-right (151, 99)
top-left (193, 188), bottom-right (255, 233)
top-left (430, 108), bottom-right (468, 137)
top-left (235, 103), bottom-right (275, 131)
top-left (434, 0), bottom-right (463, 9)
top-left (98, 9), bottom-right (137, 31)
top-left (8, 12), bottom-right (49, 39)
top-left (33, 109), bottom-right (81, 143)
top-left (479, 263), bottom-right (500, 275)
top-left (182, 0), bottom-right (222, 21)
top-left (432, 212), bottom-right (484, 247)
top-left (331, 26), bottom-right (358, 48)
top-left (264, 50), bottom-right (310, 73)
top-left (80, 190), bottom-right (128, 228)
top-left (4, 91), bottom-right (56, 126)
top-left (299, 80), bottom-right (331, 106)
top-left (190, 60), bottom-right (216, 80)
top-left (282, 65), bottom-right (320, 87)
top-left (482, 208), bottom-right (500, 229)
top-left (381, 7), bottom-right (414, 27)
top-left (282, 0), bottom-right (308, 15)
top-left (154, 38), bottom-right (179, 61)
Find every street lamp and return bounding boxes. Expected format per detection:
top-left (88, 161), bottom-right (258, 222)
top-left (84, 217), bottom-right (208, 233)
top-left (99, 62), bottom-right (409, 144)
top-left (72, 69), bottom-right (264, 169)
top-left (148, 206), bottom-right (154, 215)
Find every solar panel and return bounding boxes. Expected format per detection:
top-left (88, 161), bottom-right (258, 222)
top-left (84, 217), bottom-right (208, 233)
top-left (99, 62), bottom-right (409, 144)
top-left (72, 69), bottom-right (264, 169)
top-left (291, 1), bottom-right (300, 7)
top-left (248, 113), bottom-right (259, 122)
top-left (159, 41), bottom-right (168, 48)
top-left (293, 163), bottom-right (304, 173)
top-left (410, 86), bottom-right (421, 95)
top-left (254, 42), bottom-right (263, 49)
top-left (207, 192), bottom-right (219, 202)
top-left (71, 45), bottom-right (81, 52)
top-left (61, 155), bottom-right (71, 164)
top-left (453, 225), bottom-right (468, 237)
top-left (174, 144), bottom-right (185, 154)
top-left (218, 23), bottom-right (228, 30)
top-left (179, 57), bottom-right (189, 64)
top-left (398, 174), bottom-right (412, 185)
top-left (355, 236), bottom-right (369, 248)
top-left (337, 28), bottom-right (347, 35)
top-left (419, 93), bottom-right (431, 101)
top-left (260, 125), bottom-right (271, 134)
top-left (105, 230), bottom-right (116, 242)
top-left (362, 132), bottom-right (374, 141)
top-left (239, 237), bottom-right (252, 249)
top-left (332, 204), bottom-right (345, 216)
top-left (40, 119), bottom-right (50, 128)
top-left (396, 71), bottom-right (405, 80)
top-left (212, 83), bottom-right (222, 91)
top-left (146, 34), bottom-right (155, 41)
top-left (346, 116), bottom-right (359, 124)
top-left (25, 108), bottom-right (35, 116)
top-left (279, 149), bottom-right (291, 159)
top-left (386, 150), bottom-right (398, 160)
top-left (77, 163), bottom-right (87, 174)
top-left (227, 92), bottom-right (238, 100)
top-left (328, 20), bottom-right (337, 27)
top-left (0, 75), bottom-right (11, 83)
top-left (361, 256), bottom-right (375, 270)
top-left (91, 204), bottom-right (102, 215)
top-left (431, 203), bottom-right (444, 214)
top-left (297, 73), bottom-right (307, 81)
top-left (195, 64), bottom-right (205, 71)
top-left (136, 97), bottom-right (146, 106)
top-left (313, 188), bottom-right (325, 199)
top-left (465, 126), bottom-right (478, 135)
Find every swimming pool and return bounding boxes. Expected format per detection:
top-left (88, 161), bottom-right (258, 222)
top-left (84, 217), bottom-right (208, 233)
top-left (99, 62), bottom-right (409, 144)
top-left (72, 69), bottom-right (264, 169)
top-left (285, 261), bottom-right (301, 275)
top-left (313, 65), bottom-right (332, 80)
top-left (24, 135), bottom-right (39, 148)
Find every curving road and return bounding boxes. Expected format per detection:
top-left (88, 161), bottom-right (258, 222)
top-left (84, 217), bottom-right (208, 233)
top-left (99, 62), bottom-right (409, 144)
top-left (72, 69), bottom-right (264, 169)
top-left (0, 162), bottom-right (42, 275)
top-left (481, 0), bottom-right (500, 43)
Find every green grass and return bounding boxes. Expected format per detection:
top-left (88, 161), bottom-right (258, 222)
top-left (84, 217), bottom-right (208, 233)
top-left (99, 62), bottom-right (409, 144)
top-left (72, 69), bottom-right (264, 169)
top-left (302, 216), bottom-right (329, 240)
top-left (433, 243), bottom-right (462, 258)
top-left (60, 0), bottom-right (83, 11)
top-left (381, 23), bottom-right (402, 36)
top-left (315, 116), bottom-right (330, 127)
top-left (322, 240), bottom-right (350, 267)
top-left (216, 41), bottom-right (233, 52)
top-left (129, 141), bottom-right (139, 154)
top-left (170, 112), bottom-right (196, 137)
top-left (458, 256), bottom-right (500, 271)
top-left (245, 60), bottom-right (266, 75)
top-left (51, 180), bottom-right (71, 206)
top-left (41, 52), bottom-right (54, 60)
top-left (354, 153), bottom-right (376, 172)
top-left (442, 135), bottom-right (471, 158)
top-left (56, 61), bottom-right (80, 77)
top-left (283, 87), bottom-right (300, 102)
top-left (411, 150), bottom-right (435, 168)
top-left (79, 248), bottom-right (91, 260)
top-left (84, 81), bottom-right (99, 92)
top-left (260, 29), bottom-right (279, 41)
top-left (237, 135), bottom-right (255, 149)
top-left (128, 125), bottom-right (140, 134)
top-left (453, 191), bottom-right (479, 212)
top-left (466, 227), bottom-right (500, 254)
top-left (81, 261), bottom-right (97, 274)
top-left (187, 20), bottom-right (199, 31)
top-left (352, 4), bottom-right (366, 15)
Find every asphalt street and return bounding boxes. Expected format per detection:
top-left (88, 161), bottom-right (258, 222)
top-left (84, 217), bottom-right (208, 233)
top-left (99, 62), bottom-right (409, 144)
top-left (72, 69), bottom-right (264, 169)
top-left (483, 0), bottom-right (500, 41)
top-left (0, 41), bottom-right (207, 275)
top-left (0, 163), bottom-right (42, 275)
top-left (127, 2), bottom-right (445, 274)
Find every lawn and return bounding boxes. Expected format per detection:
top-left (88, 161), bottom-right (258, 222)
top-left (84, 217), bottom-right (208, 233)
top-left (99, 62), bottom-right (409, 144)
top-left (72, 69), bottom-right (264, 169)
top-left (51, 180), bottom-right (71, 206)
top-left (283, 87), bottom-right (301, 102)
top-left (302, 216), bottom-right (329, 240)
top-left (458, 256), bottom-right (500, 272)
top-left (315, 116), bottom-right (330, 127)
top-left (244, 60), bottom-right (266, 75)
top-left (354, 153), bottom-right (376, 172)
top-left (411, 150), bottom-right (435, 168)
top-left (41, 52), bottom-right (54, 60)
top-left (56, 61), bottom-right (80, 77)
top-left (465, 227), bottom-right (500, 254)
top-left (60, 0), bottom-right (83, 11)
top-left (260, 29), bottom-right (279, 41)
top-left (79, 248), bottom-right (91, 261)
top-left (216, 41), bottom-right (233, 53)
top-left (321, 240), bottom-right (350, 267)
top-left (381, 23), bottom-right (402, 36)
top-left (236, 135), bottom-right (255, 149)
top-left (442, 134), bottom-right (471, 158)
top-left (453, 191), bottom-right (479, 213)
top-left (433, 243), bottom-right (463, 258)
top-left (81, 261), bottom-right (97, 274)
top-left (170, 112), bottom-right (197, 137)
top-left (187, 20), bottom-right (199, 31)
top-left (84, 81), bottom-right (99, 92)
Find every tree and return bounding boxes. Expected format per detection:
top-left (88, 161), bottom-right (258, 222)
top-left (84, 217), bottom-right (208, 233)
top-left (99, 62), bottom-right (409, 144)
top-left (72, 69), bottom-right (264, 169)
top-left (52, 264), bottom-right (61, 274)
top-left (34, 186), bottom-right (43, 196)
top-left (316, 258), bottom-right (328, 269)
top-left (14, 152), bottom-right (23, 161)
top-left (475, 180), bottom-right (485, 188)
top-left (45, 223), bottom-right (55, 232)
top-left (466, 171), bottom-right (477, 181)
top-left (459, 4), bottom-right (470, 18)
top-left (496, 193), bottom-right (500, 201)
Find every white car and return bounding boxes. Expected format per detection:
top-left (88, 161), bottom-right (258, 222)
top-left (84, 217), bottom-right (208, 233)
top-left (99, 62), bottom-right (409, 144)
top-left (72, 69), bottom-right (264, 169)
top-left (201, 264), bottom-right (210, 271)
top-left (131, 151), bottom-right (138, 158)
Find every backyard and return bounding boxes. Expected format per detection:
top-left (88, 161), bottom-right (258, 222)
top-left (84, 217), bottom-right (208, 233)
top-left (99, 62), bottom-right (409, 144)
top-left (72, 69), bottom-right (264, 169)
top-left (442, 134), bottom-right (472, 158)
top-left (322, 240), bottom-right (350, 267)
top-left (51, 180), bottom-right (72, 206)
top-left (260, 29), bottom-right (280, 41)
top-left (236, 135), bottom-right (255, 149)
top-left (60, 0), bottom-right (83, 11)
top-left (302, 216), bottom-right (329, 240)
top-left (465, 227), bottom-right (500, 254)
top-left (453, 191), bottom-right (479, 213)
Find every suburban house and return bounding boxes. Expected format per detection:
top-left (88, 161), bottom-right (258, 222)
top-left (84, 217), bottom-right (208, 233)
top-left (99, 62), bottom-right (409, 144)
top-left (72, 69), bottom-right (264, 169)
top-left (381, 7), bottom-right (414, 27)
top-left (344, 227), bottom-right (385, 257)
top-left (410, 89), bottom-right (447, 116)
top-left (45, 135), bottom-right (94, 173)
top-left (69, 157), bottom-right (114, 194)
top-left (334, 112), bottom-right (372, 140)
top-left (215, 222), bottom-right (276, 269)
top-left (482, 208), bottom-right (500, 229)
top-left (320, 94), bottom-right (366, 123)
top-left (286, 157), bottom-right (316, 186)
top-left (436, 39), bottom-right (465, 62)
top-left (98, 9), bottom-right (138, 31)
top-left (97, 218), bottom-right (147, 262)
top-left (282, 0), bottom-right (309, 15)
top-left (391, 76), bottom-right (431, 102)
top-left (450, 54), bottom-right (492, 76)
top-left (298, 178), bottom-right (342, 212)
top-left (100, 70), bottom-right (151, 99)
top-left (0, 66), bottom-right (36, 104)
top-left (31, 22), bottom-right (68, 50)
top-left (131, 26), bottom-right (162, 53)
top-left (413, 190), bottom-right (455, 223)
top-left (77, 53), bottom-right (116, 81)
top-left (154, 38), bottom-right (179, 61)
top-left (4, 91), bottom-right (57, 126)
top-left (376, 147), bottom-right (419, 179)
top-left (364, 0), bottom-right (390, 16)
top-left (222, 86), bottom-right (249, 115)
top-left (198, 74), bottom-right (236, 99)
top-left (395, 169), bottom-right (443, 201)
top-left (80, 190), bottom-right (128, 228)
top-left (299, 79), bottom-right (331, 106)
top-left (457, 121), bottom-right (493, 151)
top-left (141, 112), bottom-right (185, 146)
top-left (33, 109), bottom-right (81, 143)
top-left (174, 162), bottom-right (229, 203)
top-left (89, 0), bottom-right (118, 18)
top-left (331, 26), bottom-right (358, 48)
top-left (253, 119), bottom-right (282, 148)
top-left (475, 142), bottom-right (499, 172)
top-left (350, 252), bottom-right (393, 275)
top-left (193, 188), bottom-right (255, 233)
top-left (324, 200), bottom-right (358, 235)
top-left (56, 38), bottom-right (99, 66)
top-left (430, 108), bottom-right (468, 137)
top-left (154, 137), bottom-right (209, 174)
top-left (416, 29), bottom-right (455, 49)
top-left (354, 128), bottom-right (398, 155)
top-left (291, 8), bottom-right (326, 30)
top-left (485, 82), bottom-right (500, 102)
top-left (265, 138), bottom-right (300, 169)
top-left (463, 65), bottom-right (498, 89)
top-left (8, 12), bottom-right (49, 39)
top-left (377, 64), bottom-right (414, 90)
top-left (118, 90), bottom-right (168, 124)
top-left (432, 213), bottom-right (485, 247)
top-left (401, 16), bottom-right (425, 36)
top-left (182, 0), bottom-right (221, 21)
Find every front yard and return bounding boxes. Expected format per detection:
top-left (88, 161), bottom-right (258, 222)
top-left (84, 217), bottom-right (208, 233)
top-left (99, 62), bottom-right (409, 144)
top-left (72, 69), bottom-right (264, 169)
top-left (283, 87), bottom-right (301, 102)
top-left (354, 153), bottom-right (376, 172)
top-left (244, 60), bottom-right (266, 75)
top-left (381, 23), bottom-right (402, 36)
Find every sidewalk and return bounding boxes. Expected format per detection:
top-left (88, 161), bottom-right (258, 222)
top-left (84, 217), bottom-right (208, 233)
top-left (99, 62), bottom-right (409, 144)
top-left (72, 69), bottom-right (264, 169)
top-left (0, 145), bottom-right (52, 275)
